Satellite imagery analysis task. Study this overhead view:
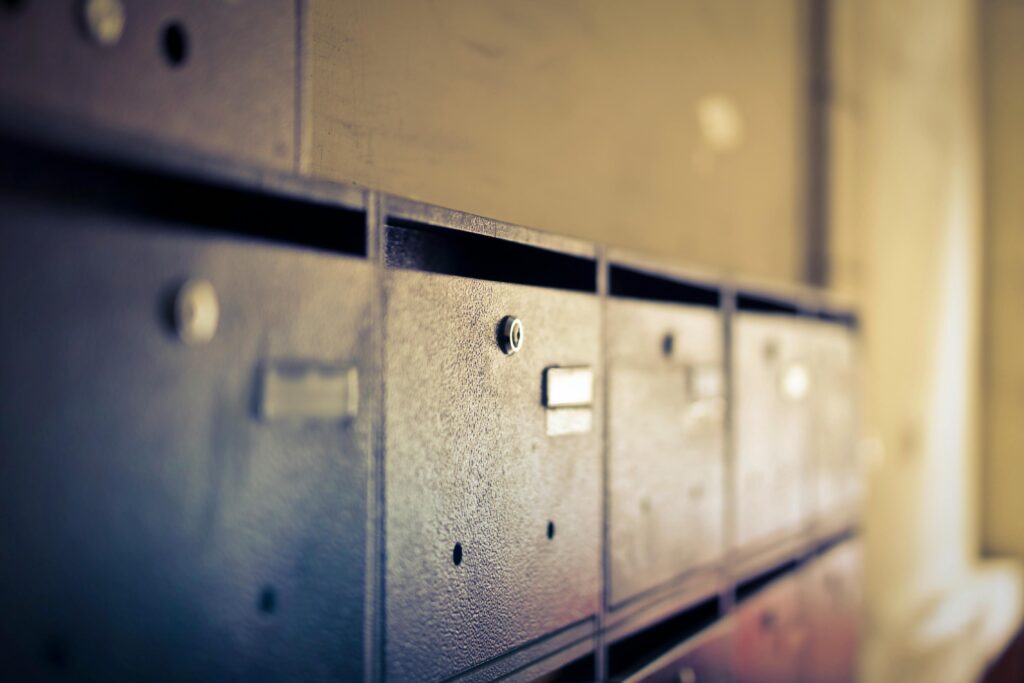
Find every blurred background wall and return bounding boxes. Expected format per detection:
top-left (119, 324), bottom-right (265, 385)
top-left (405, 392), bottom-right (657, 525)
top-left (300, 1), bottom-right (1023, 679)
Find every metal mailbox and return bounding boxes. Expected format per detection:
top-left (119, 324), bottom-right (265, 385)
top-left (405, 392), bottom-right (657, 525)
top-left (0, 198), bottom-right (372, 681)
top-left (733, 574), bottom-right (807, 683)
top-left (810, 321), bottom-right (861, 527)
top-left (733, 311), bottom-right (816, 553)
top-left (0, 1), bottom-right (296, 170)
top-left (800, 540), bottom-right (862, 683)
top-left (607, 296), bottom-right (725, 607)
top-left (384, 257), bottom-right (602, 681)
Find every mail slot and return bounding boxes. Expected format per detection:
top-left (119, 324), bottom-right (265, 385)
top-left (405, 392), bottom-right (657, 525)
top-left (0, 194), bottom-right (372, 680)
top-left (607, 292), bottom-right (725, 609)
top-left (810, 320), bottom-right (861, 528)
top-left (733, 308), bottom-right (816, 554)
top-left (624, 621), bottom-right (733, 683)
top-left (0, 2), bottom-right (295, 170)
top-left (383, 217), bottom-right (602, 682)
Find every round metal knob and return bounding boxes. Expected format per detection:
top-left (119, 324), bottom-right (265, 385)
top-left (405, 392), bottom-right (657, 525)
top-left (499, 316), bottom-right (524, 355)
top-left (173, 278), bottom-right (219, 345)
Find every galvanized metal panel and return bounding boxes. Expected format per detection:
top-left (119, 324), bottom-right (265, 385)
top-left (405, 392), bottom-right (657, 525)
top-left (384, 270), bottom-right (602, 682)
top-left (733, 575), bottom-right (806, 683)
top-left (607, 298), bottom-right (725, 607)
top-left (0, 197), bottom-right (372, 681)
top-left (733, 314), bottom-right (816, 551)
top-left (800, 540), bottom-right (862, 683)
top-left (0, 1), bottom-right (295, 170)
top-left (811, 324), bottom-right (861, 524)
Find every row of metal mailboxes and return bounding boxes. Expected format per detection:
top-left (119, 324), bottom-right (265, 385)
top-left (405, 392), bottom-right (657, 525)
top-left (619, 539), bottom-right (861, 683)
top-left (0, 144), bottom-right (860, 682)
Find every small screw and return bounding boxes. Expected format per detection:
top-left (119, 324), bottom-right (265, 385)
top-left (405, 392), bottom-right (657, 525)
top-left (499, 316), bottom-right (524, 355)
top-left (173, 278), bottom-right (219, 345)
top-left (81, 0), bottom-right (125, 47)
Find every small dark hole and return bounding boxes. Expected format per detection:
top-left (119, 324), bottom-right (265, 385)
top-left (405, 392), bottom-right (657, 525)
top-left (161, 22), bottom-right (188, 66)
top-left (41, 635), bottom-right (69, 669)
top-left (662, 332), bottom-right (675, 358)
top-left (452, 542), bottom-right (463, 566)
top-left (258, 586), bottom-right (276, 614)
top-left (547, 521), bottom-right (555, 540)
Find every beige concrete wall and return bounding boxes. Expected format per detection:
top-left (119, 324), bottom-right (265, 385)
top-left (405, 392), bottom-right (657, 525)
top-left (981, 0), bottom-right (1024, 559)
top-left (304, 0), bottom-right (806, 283)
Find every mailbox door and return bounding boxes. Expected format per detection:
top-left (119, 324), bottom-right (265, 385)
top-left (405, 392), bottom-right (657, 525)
top-left (0, 198), bottom-right (372, 680)
top-left (0, 2), bottom-right (295, 170)
top-left (733, 314), bottom-right (815, 550)
top-left (800, 541), bottom-right (862, 683)
top-left (813, 324), bottom-right (861, 522)
top-left (607, 298), bottom-right (725, 606)
top-left (734, 576), bottom-right (807, 683)
top-left (384, 270), bottom-right (602, 682)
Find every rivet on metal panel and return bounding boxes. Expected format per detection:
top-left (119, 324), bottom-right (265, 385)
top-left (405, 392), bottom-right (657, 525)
top-left (80, 0), bottom-right (125, 47)
top-left (173, 278), bottom-right (219, 345)
top-left (678, 666), bottom-right (697, 683)
top-left (498, 315), bottom-right (524, 355)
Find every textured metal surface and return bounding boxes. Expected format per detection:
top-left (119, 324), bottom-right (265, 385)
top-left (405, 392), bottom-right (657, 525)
top-left (0, 1), bottom-right (296, 170)
top-left (800, 540), bottom-right (862, 683)
top-left (733, 574), bottom-right (807, 683)
top-left (0, 195), bottom-right (372, 681)
top-left (623, 621), bottom-right (733, 683)
top-left (733, 313), bottom-right (816, 551)
top-left (384, 270), bottom-right (602, 682)
top-left (607, 298), bottom-right (725, 607)
top-left (810, 323), bottom-right (861, 524)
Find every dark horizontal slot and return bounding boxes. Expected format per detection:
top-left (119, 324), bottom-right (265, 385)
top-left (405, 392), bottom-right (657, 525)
top-left (735, 558), bottom-right (801, 604)
top-left (386, 218), bottom-right (596, 292)
top-left (532, 654), bottom-right (596, 683)
top-left (736, 292), bottom-right (800, 315)
top-left (818, 309), bottom-right (859, 327)
top-left (607, 596), bottom-right (719, 679)
top-left (0, 136), bottom-right (366, 257)
top-left (609, 264), bottom-right (720, 307)
top-left (814, 527), bottom-right (858, 556)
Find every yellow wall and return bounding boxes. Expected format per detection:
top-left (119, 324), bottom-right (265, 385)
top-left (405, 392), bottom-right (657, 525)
top-left (981, 0), bottom-right (1024, 559)
top-left (304, 0), bottom-right (807, 283)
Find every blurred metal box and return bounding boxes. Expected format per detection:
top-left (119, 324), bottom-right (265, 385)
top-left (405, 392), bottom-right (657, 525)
top-left (732, 305), bottom-right (816, 557)
top-left (382, 205), bottom-right (602, 682)
top-left (606, 278), bottom-right (725, 609)
top-left (733, 574), bottom-right (807, 683)
top-left (809, 319), bottom-right (861, 533)
top-left (800, 539), bottom-right (862, 683)
top-left (0, 179), bottom-right (372, 681)
top-left (0, 1), bottom-right (295, 170)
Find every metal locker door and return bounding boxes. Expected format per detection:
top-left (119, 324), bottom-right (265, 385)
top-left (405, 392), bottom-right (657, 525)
top-left (811, 321), bottom-right (861, 530)
top-left (0, 192), bottom-right (372, 681)
top-left (607, 296), bottom-right (725, 608)
top-left (384, 252), bottom-right (602, 681)
top-left (800, 540), bottom-right (862, 683)
top-left (0, 1), bottom-right (296, 170)
top-left (733, 574), bottom-right (807, 683)
top-left (733, 312), bottom-right (815, 555)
